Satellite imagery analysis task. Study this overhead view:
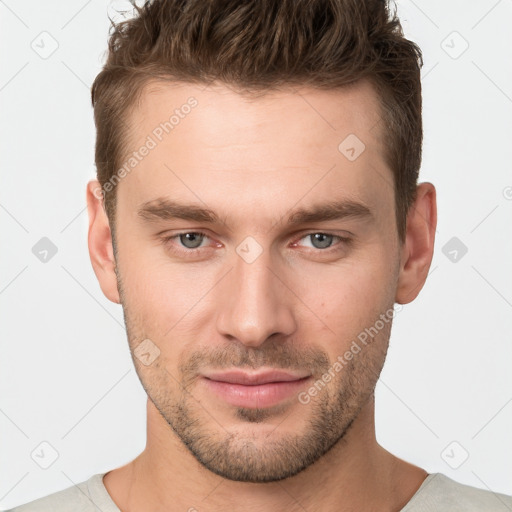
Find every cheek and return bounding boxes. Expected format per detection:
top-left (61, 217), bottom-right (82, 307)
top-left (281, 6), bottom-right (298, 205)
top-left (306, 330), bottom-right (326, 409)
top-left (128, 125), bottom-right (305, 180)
top-left (118, 249), bottom-right (221, 345)
top-left (301, 251), bottom-right (396, 348)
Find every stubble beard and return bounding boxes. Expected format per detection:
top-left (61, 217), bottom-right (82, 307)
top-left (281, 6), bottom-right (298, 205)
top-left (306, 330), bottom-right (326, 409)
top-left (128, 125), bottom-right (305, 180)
top-left (116, 266), bottom-right (390, 483)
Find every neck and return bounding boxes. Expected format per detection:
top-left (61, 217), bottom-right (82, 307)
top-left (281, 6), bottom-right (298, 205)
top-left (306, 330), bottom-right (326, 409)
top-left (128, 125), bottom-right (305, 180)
top-left (104, 397), bottom-right (427, 512)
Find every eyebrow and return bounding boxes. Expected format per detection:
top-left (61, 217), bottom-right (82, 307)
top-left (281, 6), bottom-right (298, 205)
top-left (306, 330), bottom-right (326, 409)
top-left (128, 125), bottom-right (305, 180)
top-left (137, 197), bottom-right (373, 228)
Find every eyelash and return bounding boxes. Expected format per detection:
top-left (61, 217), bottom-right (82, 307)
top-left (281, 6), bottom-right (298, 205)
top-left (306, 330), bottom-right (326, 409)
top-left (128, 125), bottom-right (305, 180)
top-left (160, 231), bottom-right (352, 257)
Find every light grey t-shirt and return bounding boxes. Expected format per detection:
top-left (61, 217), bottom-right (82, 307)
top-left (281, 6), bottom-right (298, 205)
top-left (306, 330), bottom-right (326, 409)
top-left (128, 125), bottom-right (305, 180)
top-left (4, 472), bottom-right (512, 511)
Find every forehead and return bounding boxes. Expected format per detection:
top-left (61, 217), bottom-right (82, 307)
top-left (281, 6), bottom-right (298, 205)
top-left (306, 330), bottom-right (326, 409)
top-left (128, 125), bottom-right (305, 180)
top-left (117, 79), bottom-right (394, 231)
top-left (130, 78), bottom-right (386, 154)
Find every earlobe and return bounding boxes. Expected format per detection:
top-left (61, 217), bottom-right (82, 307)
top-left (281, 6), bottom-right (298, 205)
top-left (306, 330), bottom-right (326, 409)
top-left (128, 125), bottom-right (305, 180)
top-left (395, 182), bottom-right (437, 305)
top-left (86, 179), bottom-right (121, 304)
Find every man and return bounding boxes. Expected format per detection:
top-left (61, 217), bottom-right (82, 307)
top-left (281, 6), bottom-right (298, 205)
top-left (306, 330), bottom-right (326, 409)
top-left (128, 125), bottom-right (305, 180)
top-left (7, 0), bottom-right (511, 510)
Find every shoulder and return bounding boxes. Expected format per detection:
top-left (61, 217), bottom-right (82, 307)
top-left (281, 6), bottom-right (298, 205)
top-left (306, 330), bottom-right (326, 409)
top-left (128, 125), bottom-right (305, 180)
top-left (2, 473), bottom-right (116, 512)
top-left (403, 473), bottom-right (512, 512)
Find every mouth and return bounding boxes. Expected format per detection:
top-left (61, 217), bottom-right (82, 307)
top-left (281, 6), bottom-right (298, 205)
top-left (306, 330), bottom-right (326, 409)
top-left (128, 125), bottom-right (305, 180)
top-left (200, 369), bottom-right (312, 409)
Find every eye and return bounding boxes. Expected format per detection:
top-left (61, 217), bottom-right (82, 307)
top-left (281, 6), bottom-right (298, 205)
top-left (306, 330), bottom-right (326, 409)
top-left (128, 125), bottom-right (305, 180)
top-left (161, 231), bottom-right (213, 255)
top-left (159, 230), bottom-right (352, 258)
top-left (176, 232), bottom-right (207, 249)
top-left (302, 233), bottom-right (335, 249)
top-left (294, 232), bottom-right (351, 251)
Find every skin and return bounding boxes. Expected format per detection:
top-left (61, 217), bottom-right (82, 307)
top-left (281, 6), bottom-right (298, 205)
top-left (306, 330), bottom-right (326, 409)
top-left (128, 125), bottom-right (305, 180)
top-left (86, 78), bottom-right (437, 512)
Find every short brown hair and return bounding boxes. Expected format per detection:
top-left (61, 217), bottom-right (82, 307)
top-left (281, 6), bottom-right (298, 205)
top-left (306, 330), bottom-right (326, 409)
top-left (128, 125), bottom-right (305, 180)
top-left (91, 0), bottom-right (423, 244)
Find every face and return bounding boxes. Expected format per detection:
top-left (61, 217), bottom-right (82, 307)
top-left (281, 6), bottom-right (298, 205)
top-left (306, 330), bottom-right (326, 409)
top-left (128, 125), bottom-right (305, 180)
top-left (109, 79), bottom-right (402, 482)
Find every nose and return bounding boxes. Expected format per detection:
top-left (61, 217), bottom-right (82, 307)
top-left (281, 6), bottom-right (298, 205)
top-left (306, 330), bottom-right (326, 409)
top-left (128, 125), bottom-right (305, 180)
top-left (215, 243), bottom-right (297, 348)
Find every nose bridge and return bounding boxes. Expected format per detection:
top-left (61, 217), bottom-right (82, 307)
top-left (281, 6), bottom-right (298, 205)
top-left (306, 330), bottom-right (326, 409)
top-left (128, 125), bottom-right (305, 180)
top-left (215, 240), bottom-right (296, 347)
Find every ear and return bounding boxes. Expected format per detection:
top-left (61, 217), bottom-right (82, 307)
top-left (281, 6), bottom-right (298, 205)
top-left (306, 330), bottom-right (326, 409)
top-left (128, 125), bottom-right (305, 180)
top-left (395, 182), bottom-right (437, 304)
top-left (86, 180), bottom-right (121, 304)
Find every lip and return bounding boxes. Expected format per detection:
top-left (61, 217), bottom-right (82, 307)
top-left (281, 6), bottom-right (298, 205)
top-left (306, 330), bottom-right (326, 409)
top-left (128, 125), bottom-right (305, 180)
top-left (202, 369), bottom-right (310, 385)
top-left (200, 369), bottom-right (311, 409)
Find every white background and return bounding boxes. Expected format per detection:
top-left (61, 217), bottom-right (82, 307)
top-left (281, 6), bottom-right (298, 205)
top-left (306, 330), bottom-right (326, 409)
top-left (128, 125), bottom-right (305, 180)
top-left (1, 0), bottom-right (511, 508)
